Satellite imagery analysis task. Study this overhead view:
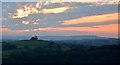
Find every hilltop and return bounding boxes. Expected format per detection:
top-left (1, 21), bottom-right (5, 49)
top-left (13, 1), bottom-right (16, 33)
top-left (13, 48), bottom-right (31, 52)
top-left (3, 40), bottom-right (53, 49)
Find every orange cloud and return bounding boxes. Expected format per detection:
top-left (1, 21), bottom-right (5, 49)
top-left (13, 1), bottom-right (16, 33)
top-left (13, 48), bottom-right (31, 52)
top-left (51, 0), bottom-right (64, 4)
top-left (31, 24), bottom-right (118, 38)
top-left (1, 24), bottom-right (118, 38)
top-left (22, 21), bottom-right (29, 25)
top-left (33, 24), bottom-right (117, 32)
top-left (62, 13), bottom-right (118, 25)
top-left (94, 2), bottom-right (119, 5)
top-left (12, 5), bottom-right (39, 18)
top-left (36, 19), bottom-right (40, 22)
top-left (36, 2), bottom-right (42, 8)
top-left (1, 28), bottom-right (24, 33)
top-left (41, 7), bottom-right (70, 14)
top-left (44, 1), bottom-right (50, 5)
top-left (0, 18), bottom-right (8, 21)
top-left (11, 2), bottom-right (70, 18)
top-left (50, 0), bottom-right (119, 3)
top-left (81, 24), bottom-right (118, 38)
top-left (82, 24), bottom-right (118, 34)
top-left (33, 22), bottom-right (39, 25)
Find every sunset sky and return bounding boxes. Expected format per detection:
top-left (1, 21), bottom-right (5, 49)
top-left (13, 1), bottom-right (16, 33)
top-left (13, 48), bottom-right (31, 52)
top-left (1, 0), bottom-right (119, 38)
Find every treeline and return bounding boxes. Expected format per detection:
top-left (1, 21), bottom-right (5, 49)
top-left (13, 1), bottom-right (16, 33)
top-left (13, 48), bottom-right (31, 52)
top-left (2, 41), bottom-right (119, 63)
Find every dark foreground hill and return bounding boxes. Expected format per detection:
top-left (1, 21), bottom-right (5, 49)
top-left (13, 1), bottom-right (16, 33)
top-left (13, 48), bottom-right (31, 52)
top-left (2, 40), bottom-right (119, 64)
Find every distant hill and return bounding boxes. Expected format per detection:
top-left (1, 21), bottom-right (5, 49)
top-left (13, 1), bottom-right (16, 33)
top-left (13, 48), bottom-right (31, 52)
top-left (2, 35), bottom-right (107, 41)
top-left (38, 35), bottom-right (106, 40)
top-left (54, 38), bottom-right (119, 46)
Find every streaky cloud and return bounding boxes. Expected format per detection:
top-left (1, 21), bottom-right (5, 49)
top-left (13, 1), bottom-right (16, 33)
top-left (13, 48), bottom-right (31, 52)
top-left (62, 13), bottom-right (118, 25)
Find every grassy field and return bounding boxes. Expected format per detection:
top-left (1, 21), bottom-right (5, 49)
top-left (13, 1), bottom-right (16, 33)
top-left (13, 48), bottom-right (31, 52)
top-left (2, 40), bottom-right (119, 63)
top-left (8, 40), bottom-right (50, 49)
top-left (3, 40), bottom-right (71, 57)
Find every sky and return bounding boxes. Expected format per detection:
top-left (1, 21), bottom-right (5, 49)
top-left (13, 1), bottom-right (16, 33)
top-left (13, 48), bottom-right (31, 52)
top-left (1, 0), bottom-right (119, 38)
